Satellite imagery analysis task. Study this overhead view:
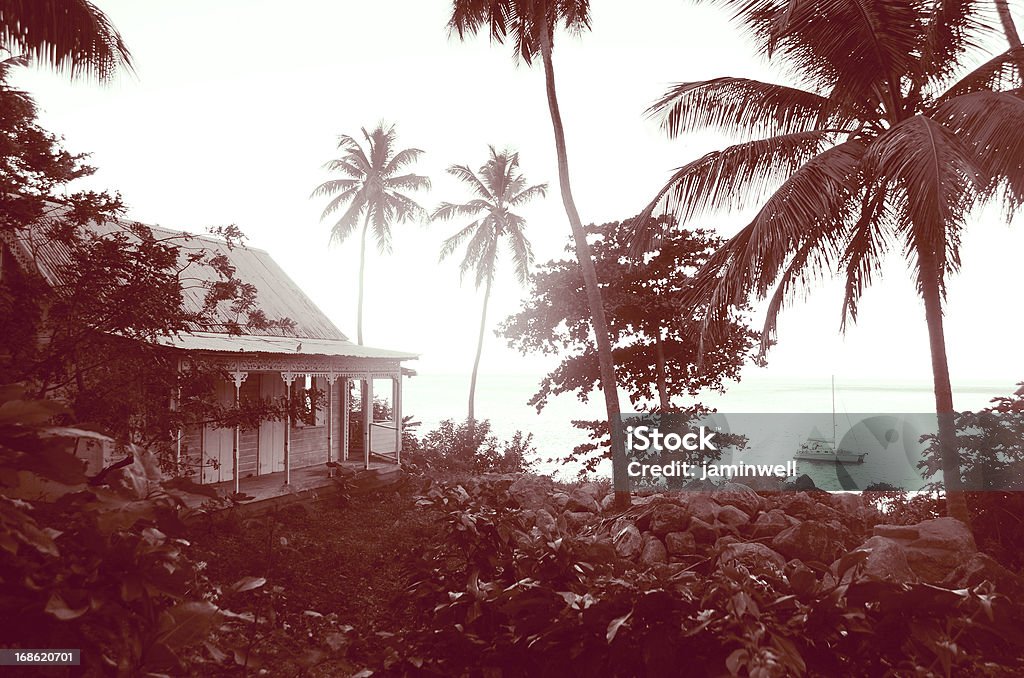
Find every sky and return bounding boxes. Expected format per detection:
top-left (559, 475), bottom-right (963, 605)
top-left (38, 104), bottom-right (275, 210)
top-left (12, 0), bottom-right (1024, 407)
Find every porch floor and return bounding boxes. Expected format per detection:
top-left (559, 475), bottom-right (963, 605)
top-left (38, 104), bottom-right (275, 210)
top-left (203, 458), bottom-right (399, 508)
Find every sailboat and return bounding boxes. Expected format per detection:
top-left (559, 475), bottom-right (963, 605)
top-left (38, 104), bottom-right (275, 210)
top-left (793, 377), bottom-right (867, 464)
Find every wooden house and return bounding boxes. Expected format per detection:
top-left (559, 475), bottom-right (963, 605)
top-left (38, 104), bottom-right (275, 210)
top-left (2, 215), bottom-right (416, 494)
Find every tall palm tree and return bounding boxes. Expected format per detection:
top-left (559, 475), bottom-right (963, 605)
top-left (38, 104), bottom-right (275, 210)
top-left (0, 0), bottom-right (132, 81)
top-left (449, 0), bottom-right (630, 506)
top-left (632, 0), bottom-right (1024, 523)
top-left (312, 123), bottom-right (430, 345)
top-left (433, 147), bottom-right (546, 432)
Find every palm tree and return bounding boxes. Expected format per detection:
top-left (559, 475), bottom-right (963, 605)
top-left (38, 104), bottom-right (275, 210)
top-left (632, 0), bottom-right (1024, 524)
top-left (433, 147), bottom-right (546, 432)
top-left (449, 0), bottom-right (630, 506)
top-left (312, 123), bottom-right (430, 345)
top-left (0, 0), bottom-right (132, 81)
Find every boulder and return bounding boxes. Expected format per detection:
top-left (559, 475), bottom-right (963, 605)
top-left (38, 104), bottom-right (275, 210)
top-left (719, 542), bottom-right (787, 575)
top-left (529, 509), bottom-right (557, 535)
top-left (640, 534), bottom-right (669, 565)
top-left (566, 488), bottom-right (601, 513)
top-left (613, 522), bottom-right (643, 560)
top-left (831, 493), bottom-right (862, 514)
top-left (563, 511), bottom-right (595, 531)
top-left (714, 535), bottom-right (740, 552)
top-left (942, 553), bottom-right (1024, 596)
top-left (679, 493), bottom-right (721, 525)
top-left (840, 535), bottom-right (918, 584)
top-left (783, 473), bottom-right (817, 492)
top-left (780, 492), bottom-right (818, 520)
top-left (649, 503), bottom-right (690, 537)
top-left (771, 520), bottom-right (837, 564)
top-left (871, 517), bottom-right (977, 583)
top-left (509, 476), bottom-right (552, 509)
top-left (576, 482), bottom-right (604, 501)
top-left (688, 517), bottom-right (719, 544)
top-left (750, 509), bottom-right (794, 539)
top-left (785, 559), bottom-right (818, 594)
top-left (551, 491), bottom-right (570, 509)
top-left (600, 493), bottom-right (617, 512)
top-left (716, 482), bottom-right (763, 515)
top-left (665, 531), bottom-right (696, 557)
top-left (716, 505), bottom-right (751, 530)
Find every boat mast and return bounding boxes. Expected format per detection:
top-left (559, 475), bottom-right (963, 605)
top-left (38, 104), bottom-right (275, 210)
top-left (832, 375), bottom-right (836, 444)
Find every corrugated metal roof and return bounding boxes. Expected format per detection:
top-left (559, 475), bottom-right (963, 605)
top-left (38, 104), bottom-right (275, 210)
top-left (154, 331), bottom-right (418, 360)
top-left (8, 212), bottom-right (357, 342)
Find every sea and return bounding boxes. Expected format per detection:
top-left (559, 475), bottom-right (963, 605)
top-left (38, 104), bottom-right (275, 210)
top-left (403, 372), bottom-right (1018, 487)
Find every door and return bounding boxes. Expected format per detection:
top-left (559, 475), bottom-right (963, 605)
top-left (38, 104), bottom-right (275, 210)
top-left (258, 374), bottom-right (286, 474)
top-left (202, 380), bottom-right (235, 484)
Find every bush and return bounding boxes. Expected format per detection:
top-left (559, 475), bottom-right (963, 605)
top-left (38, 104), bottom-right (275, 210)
top-left (402, 418), bottom-right (536, 475)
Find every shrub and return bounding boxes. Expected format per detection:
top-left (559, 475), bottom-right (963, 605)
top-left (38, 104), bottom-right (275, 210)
top-left (402, 418), bottom-right (536, 475)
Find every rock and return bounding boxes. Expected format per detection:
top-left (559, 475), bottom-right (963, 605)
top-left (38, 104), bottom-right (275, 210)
top-left (566, 488), bottom-right (601, 513)
top-left (716, 482), bottom-right (763, 515)
top-left (785, 559), bottom-right (818, 593)
top-left (831, 493), bottom-right (862, 514)
top-left (529, 509), bottom-right (557, 535)
top-left (738, 475), bottom-right (786, 492)
top-left (563, 511), bottom-right (595, 531)
top-left (613, 522), bottom-right (643, 560)
top-left (719, 542), bottom-right (787, 575)
top-left (942, 553), bottom-right (1024, 596)
top-left (640, 534), bottom-right (668, 565)
top-left (679, 493), bottom-right (721, 524)
top-left (783, 473), bottom-right (817, 492)
top-left (714, 535), bottom-right (740, 552)
top-left (649, 503), bottom-right (690, 537)
top-left (688, 517), bottom-right (719, 544)
top-left (682, 478), bottom-right (718, 492)
top-left (665, 531), bottom-right (696, 557)
top-left (771, 520), bottom-right (837, 564)
top-left (600, 493), bottom-right (617, 512)
top-left (841, 535), bottom-right (918, 584)
top-left (780, 492), bottom-right (818, 519)
top-left (871, 517), bottom-right (977, 583)
top-left (750, 509), bottom-right (794, 539)
top-left (551, 491), bottom-right (570, 509)
top-left (576, 482), bottom-right (604, 501)
top-left (716, 505), bottom-right (751, 530)
top-left (509, 476), bottom-right (552, 509)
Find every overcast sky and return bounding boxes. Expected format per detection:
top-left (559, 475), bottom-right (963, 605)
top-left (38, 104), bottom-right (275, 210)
top-left (13, 0), bottom-right (1024, 402)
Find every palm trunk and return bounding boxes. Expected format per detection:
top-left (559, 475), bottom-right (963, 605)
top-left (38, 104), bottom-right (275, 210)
top-left (654, 330), bottom-right (670, 411)
top-left (356, 211), bottom-right (371, 346)
top-left (539, 29), bottom-right (628, 508)
top-left (468, 276), bottom-right (493, 438)
top-left (995, 0), bottom-right (1024, 77)
top-left (918, 249), bottom-right (970, 525)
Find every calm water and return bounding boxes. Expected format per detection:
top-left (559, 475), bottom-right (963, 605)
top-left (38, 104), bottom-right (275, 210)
top-left (403, 372), bottom-right (1017, 483)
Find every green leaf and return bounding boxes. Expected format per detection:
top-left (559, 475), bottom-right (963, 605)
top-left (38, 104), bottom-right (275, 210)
top-left (228, 576), bottom-right (266, 595)
top-left (606, 611), bottom-right (631, 644)
top-left (45, 592), bottom-right (88, 621)
top-left (156, 601), bottom-right (220, 649)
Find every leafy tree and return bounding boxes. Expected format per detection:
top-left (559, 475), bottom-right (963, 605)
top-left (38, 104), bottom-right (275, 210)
top-left (500, 218), bottom-right (759, 469)
top-left (1, 65), bottom-right (293, 467)
top-left (433, 147), bottom-right (547, 432)
top-left (0, 0), bottom-right (132, 81)
top-left (448, 0), bottom-right (631, 506)
top-left (311, 123), bottom-right (430, 345)
top-left (632, 0), bottom-right (1024, 523)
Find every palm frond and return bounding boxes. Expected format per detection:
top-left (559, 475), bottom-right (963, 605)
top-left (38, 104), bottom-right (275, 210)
top-left (934, 46), bottom-right (1024, 102)
top-left (431, 199), bottom-right (491, 222)
top-left (329, 197), bottom-right (367, 245)
top-left (384, 147), bottom-right (426, 176)
top-left (647, 77), bottom-right (846, 139)
top-left (439, 220), bottom-right (482, 261)
top-left (310, 179), bottom-right (359, 200)
top-left (0, 0), bottom-right (133, 81)
top-left (318, 185), bottom-right (361, 219)
top-left (386, 172), bottom-right (431, 193)
top-left (508, 182), bottom-right (548, 206)
top-left (322, 158), bottom-right (365, 178)
top-left (633, 130), bottom-right (843, 251)
top-left (447, 163), bottom-right (494, 200)
top-left (934, 90), bottom-right (1024, 212)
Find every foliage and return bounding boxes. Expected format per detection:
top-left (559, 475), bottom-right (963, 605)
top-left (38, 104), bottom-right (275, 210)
top-left (403, 418), bottom-right (536, 475)
top-left (0, 385), bottom-right (258, 676)
top-left (920, 384), bottom-right (1024, 491)
top-left (0, 66), bottom-right (294, 466)
top-left (358, 477), bottom-right (1024, 676)
top-left (501, 218), bottom-right (759, 413)
top-left (0, 0), bottom-right (133, 81)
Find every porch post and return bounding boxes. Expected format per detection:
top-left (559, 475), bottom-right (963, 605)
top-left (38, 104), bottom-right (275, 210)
top-left (230, 370), bottom-right (248, 494)
top-left (364, 376), bottom-right (373, 470)
top-left (393, 375), bottom-right (402, 464)
top-left (342, 377), bottom-right (350, 462)
top-left (325, 372), bottom-right (338, 469)
top-left (282, 371), bottom-right (297, 485)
